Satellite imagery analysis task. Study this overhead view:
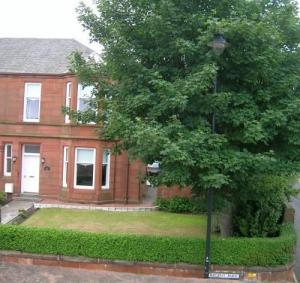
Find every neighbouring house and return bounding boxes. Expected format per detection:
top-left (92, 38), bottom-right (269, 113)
top-left (0, 38), bottom-right (145, 204)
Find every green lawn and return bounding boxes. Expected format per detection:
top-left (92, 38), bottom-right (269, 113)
top-left (22, 208), bottom-right (208, 238)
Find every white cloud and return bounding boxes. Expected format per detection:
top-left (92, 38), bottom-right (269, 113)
top-left (0, 0), bottom-right (101, 52)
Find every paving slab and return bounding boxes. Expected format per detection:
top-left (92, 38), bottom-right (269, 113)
top-left (0, 262), bottom-right (251, 283)
top-left (0, 200), bottom-right (34, 224)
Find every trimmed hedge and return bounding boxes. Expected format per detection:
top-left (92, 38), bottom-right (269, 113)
top-left (0, 224), bottom-right (296, 266)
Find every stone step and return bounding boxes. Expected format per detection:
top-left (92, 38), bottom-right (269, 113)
top-left (13, 194), bottom-right (42, 203)
top-left (1, 200), bottom-right (35, 224)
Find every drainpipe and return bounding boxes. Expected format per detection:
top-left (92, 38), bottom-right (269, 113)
top-left (125, 157), bottom-right (130, 204)
top-left (112, 150), bottom-right (117, 201)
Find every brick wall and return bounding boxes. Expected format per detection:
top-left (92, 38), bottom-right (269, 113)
top-left (157, 186), bottom-right (192, 199)
top-left (0, 74), bottom-right (144, 203)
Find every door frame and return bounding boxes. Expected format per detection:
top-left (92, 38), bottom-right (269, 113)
top-left (21, 145), bottom-right (40, 194)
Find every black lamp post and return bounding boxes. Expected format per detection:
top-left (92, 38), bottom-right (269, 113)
top-left (204, 33), bottom-right (229, 279)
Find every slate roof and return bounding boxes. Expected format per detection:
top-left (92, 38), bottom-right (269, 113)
top-left (0, 38), bottom-right (94, 75)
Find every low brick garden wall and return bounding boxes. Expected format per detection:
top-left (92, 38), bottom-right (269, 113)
top-left (0, 251), bottom-right (294, 282)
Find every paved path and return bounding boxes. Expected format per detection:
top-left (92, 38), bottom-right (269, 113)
top-left (36, 198), bottom-right (156, 212)
top-left (0, 200), bottom-right (33, 224)
top-left (0, 262), bottom-right (249, 283)
top-left (291, 196), bottom-right (300, 282)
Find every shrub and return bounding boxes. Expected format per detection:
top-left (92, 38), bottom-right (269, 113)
top-left (154, 198), bottom-right (170, 211)
top-left (0, 224), bottom-right (295, 266)
top-left (233, 175), bottom-right (296, 237)
top-left (0, 192), bottom-right (6, 205)
top-left (155, 195), bottom-right (226, 214)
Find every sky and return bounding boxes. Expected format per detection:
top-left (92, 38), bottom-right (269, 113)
top-left (0, 0), bottom-right (300, 54)
top-left (0, 0), bottom-right (101, 52)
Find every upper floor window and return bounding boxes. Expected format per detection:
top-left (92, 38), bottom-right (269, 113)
top-left (65, 82), bottom-right (72, 123)
top-left (101, 149), bottom-right (111, 189)
top-left (23, 83), bottom-right (41, 122)
top-left (4, 144), bottom-right (12, 176)
top-left (77, 84), bottom-right (94, 112)
top-left (62, 146), bottom-right (69, 187)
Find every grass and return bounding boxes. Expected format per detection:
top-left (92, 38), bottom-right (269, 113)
top-left (21, 208), bottom-right (208, 238)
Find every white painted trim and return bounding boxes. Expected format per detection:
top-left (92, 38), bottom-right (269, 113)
top-left (77, 83), bottom-right (94, 111)
top-left (21, 144), bottom-right (40, 193)
top-left (65, 82), bottom-right (72, 123)
top-left (101, 149), bottom-right (111, 190)
top-left (77, 83), bottom-right (81, 112)
top-left (62, 146), bottom-right (68, 187)
top-left (77, 83), bottom-right (96, 125)
top-left (23, 83), bottom-right (42, 123)
top-left (74, 147), bottom-right (96, 190)
top-left (3, 144), bottom-right (12, 176)
top-left (23, 144), bottom-right (40, 155)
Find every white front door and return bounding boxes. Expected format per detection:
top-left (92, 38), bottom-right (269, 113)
top-left (22, 147), bottom-right (40, 193)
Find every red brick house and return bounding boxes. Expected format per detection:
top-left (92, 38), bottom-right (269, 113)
top-left (0, 38), bottom-right (145, 204)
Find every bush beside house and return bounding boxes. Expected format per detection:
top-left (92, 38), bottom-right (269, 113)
top-left (155, 196), bottom-right (206, 214)
top-left (232, 175), bottom-right (297, 237)
top-left (156, 174), bottom-right (297, 238)
top-left (0, 192), bottom-right (6, 205)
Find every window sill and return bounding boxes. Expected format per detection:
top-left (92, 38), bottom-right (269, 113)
top-left (74, 186), bottom-right (94, 190)
top-left (23, 120), bottom-right (40, 123)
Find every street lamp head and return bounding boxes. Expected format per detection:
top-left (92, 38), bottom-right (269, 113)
top-left (208, 33), bottom-right (229, 56)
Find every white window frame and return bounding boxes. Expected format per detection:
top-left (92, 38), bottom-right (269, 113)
top-left (77, 83), bottom-right (96, 124)
top-left (74, 147), bottom-right (96, 190)
top-left (23, 83), bottom-right (42, 122)
top-left (4, 144), bottom-right (12, 176)
top-left (65, 82), bottom-right (72, 123)
top-left (62, 146), bottom-right (69, 187)
top-left (77, 83), bottom-right (94, 112)
top-left (101, 149), bottom-right (111, 189)
top-left (23, 144), bottom-right (40, 155)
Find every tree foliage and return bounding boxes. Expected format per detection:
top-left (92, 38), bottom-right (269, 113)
top-left (73, 1), bottom-right (300, 198)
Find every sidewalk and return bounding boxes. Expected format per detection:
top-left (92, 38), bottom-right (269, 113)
top-left (0, 262), bottom-right (251, 283)
top-left (35, 198), bottom-right (156, 212)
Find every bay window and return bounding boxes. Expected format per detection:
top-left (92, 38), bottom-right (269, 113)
top-left (102, 149), bottom-right (110, 189)
top-left (74, 148), bottom-right (95, 189)
top-left (65, 82), bottom-right (72, 123)
top-left (77, 83), bottom-right (96, 124)
top-left (77, 84), bottom-right (94, 112)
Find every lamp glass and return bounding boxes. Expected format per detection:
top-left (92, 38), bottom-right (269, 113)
top-left (208, 33), bottom-right (229, 56)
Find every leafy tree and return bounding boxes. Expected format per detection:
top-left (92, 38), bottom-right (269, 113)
top-left (73, 0), bottom-right (300, 234)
